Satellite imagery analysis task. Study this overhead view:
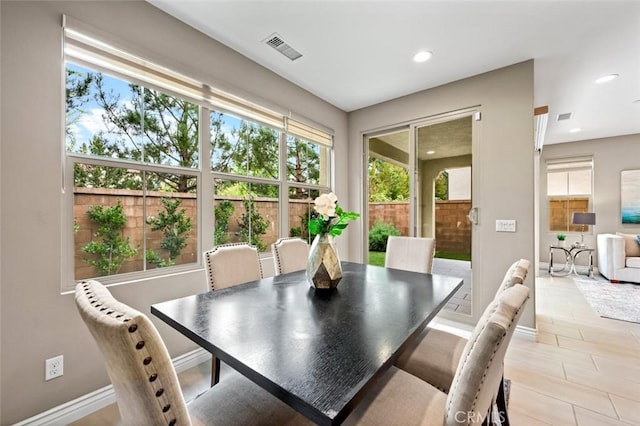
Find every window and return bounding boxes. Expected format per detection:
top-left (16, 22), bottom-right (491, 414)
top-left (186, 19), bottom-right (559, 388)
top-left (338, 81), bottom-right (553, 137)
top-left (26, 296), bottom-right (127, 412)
top-left (66, 64), bottom-right (199, 280)
top-left (211, 112), bottom-right (280, 179)
top-left (285, 130), bottom-right (331, 244)
top-left (546, 158), bottom-right (593, 232)
top-left (209, 113), bottom-right (331, 250)
top-left (63, 21), bottom-right (333, 284)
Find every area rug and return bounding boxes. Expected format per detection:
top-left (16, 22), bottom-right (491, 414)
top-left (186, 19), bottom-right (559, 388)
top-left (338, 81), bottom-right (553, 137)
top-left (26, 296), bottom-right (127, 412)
top-left (573, 275), bottom-right (640, 323)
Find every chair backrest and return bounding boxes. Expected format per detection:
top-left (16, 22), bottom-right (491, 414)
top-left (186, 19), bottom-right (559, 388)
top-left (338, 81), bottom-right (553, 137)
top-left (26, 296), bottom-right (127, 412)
top-left (75, 280), bottom-right (191, 426)
top-left (204, 243), bottom-right (263, 290)
top-left (495, 258), bottom-right (530, 296)
top-left (445, 284), bottom-right (530, 426)
top-left (272, 237), bottom-right (309, 275)
top-left (385, 236), bottom-right (436, 274)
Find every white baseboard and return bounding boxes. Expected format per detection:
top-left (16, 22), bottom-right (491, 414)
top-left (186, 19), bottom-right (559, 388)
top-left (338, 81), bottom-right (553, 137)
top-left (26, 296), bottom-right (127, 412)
top-left (515, 325), bottom-right (537, 340)
top-left (16, 322), bottom-right (536, 425)
top-left (14, 348), bottom-right (211, 426)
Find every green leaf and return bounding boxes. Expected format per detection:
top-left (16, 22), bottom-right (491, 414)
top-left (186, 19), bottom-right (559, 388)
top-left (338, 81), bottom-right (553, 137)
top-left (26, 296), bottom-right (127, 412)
top-left (308, 219), bottom-right (322, 235)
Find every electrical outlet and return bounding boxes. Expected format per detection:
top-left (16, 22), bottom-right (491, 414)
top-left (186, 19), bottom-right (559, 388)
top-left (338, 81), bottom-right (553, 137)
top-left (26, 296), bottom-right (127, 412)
top-left (45, 355), bottom-right (64, 381)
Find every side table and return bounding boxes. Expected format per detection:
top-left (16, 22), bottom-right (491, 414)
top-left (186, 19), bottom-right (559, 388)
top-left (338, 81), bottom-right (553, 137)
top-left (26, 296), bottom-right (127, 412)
top-left (549, 244), bottom-right (594, 278)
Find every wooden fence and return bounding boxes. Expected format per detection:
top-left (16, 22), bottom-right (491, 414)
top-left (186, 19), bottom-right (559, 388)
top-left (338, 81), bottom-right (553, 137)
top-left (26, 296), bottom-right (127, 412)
top-left (74, 189), bottom-right (471, 278)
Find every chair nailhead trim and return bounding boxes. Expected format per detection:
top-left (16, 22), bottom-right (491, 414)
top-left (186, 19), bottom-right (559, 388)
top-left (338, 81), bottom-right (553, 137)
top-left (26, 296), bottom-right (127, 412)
top-left (80, 281), bottom-right (183, 425)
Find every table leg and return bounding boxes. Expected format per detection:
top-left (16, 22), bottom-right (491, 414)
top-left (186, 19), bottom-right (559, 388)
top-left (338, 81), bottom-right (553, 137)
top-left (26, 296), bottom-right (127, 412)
top-left (549, 247), bottom-right (553, 275)
top-left (211, 356), bottom-right (220, 387)
top-left (569, 253), bottom-right (577, 275)
top-left (588, 252), bottom-right (594, 278)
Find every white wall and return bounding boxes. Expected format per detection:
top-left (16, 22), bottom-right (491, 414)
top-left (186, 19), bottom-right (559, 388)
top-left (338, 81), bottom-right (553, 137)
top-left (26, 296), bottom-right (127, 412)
top-left (0, 1), bottom-right (347, 423)
top-left (448, 167), bottom-right (472, 200)
top-left (539, 134), bottom-right (640, 265)
top-left (348, 61), bottom-right (536, 328)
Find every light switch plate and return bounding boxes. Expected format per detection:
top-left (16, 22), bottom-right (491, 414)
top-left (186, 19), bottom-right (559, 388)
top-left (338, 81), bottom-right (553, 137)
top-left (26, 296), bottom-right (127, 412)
top-left (496, 219), bottom-right (516, 232)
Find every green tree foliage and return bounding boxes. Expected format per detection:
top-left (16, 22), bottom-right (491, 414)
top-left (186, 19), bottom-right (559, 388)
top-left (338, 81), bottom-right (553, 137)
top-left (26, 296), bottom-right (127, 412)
top-left (73, 138), bottom-right (144, 189)
top-left (290, 205), bottom-right (318, 241)
top-left (368, 221), bottom-right (401, 252)
top-left (211, 118), bottom-right (280, 198)
top-left (435, 171), bottom-right (448, 200)
top-left (82, 202), bottom-right (138, 276)
top-left (67, 66), bottom-right (316, 194)
top-left (214, 199), bottom-right (234, 245)
top-left (288, 137), bottom-right (320, 198)
top-left (368, 158), bottom-right (409, 201)
top-left (94, 76), bottom-right (198, 192)
top-left (238, 196), bottom-right (269, 251)
top-left (65, 68), bottom-right (94, 144)
top-left (145, 198), bottom-right (193, 268)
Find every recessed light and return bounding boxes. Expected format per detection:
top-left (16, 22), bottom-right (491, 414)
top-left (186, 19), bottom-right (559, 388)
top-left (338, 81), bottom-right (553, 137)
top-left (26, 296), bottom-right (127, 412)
top-left (569, 128), bottom-right (582, 133)
top-left (426, 150), bottom-right (436, 155)
top-left (413, 51), bottom-right (433, 63)
top-left (595, 74), bottom-right (619, 84)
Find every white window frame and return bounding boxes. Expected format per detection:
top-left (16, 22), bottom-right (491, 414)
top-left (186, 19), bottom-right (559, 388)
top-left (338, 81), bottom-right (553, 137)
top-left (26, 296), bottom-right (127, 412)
top-left (546, 157), bottom-right (594, 233)
top-left (61, 19), bottom-right (333, 289)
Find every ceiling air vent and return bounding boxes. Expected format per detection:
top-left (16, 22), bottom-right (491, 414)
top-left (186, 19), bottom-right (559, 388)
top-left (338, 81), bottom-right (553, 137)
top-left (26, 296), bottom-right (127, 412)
top-left (264, 33), bottom-right (302, 61)
top-left (557, 112), bottom-right (573, 121)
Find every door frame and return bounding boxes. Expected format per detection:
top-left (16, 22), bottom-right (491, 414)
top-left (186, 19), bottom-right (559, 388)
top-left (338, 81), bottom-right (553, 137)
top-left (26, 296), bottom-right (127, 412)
top-left (363, 107), bottom-right (481, 319)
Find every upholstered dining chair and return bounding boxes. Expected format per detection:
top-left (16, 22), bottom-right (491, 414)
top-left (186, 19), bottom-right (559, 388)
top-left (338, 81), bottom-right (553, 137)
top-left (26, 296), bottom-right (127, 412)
top-left (385, 236), bottom-right (436, 273)
top-left (272, 237), bottom-right (309, 275)
top-left (204, 242), bottom-right (263, 291)
top-left (203, 242), bottom-right (263, 385)
top-left (75, 280), bottom-right (311, 426)
top-left (394, 258), bottom-right (530, 424)
top-left (344, 283), bottom-right (530, 426)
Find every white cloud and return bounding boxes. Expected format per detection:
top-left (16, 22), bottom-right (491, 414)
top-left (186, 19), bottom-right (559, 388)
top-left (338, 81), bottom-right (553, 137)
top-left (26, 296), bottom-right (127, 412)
top-left (77, 108), bottom-right (110, 136)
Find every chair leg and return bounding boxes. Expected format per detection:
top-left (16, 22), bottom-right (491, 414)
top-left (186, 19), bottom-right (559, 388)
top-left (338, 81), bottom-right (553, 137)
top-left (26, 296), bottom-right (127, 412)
top-left (495, 376), bottom-right (510, 426)
top-left (211, 355), bottom-right (221, 387)
top-left (481, 405), bottom-right (494, 426)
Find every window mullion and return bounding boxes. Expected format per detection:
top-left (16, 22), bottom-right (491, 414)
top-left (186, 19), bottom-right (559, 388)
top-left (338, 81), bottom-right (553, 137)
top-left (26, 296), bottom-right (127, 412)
top-left (200, 107), bottom-right (213, 254)
top-left (279, 132), bottom-right (288, 241)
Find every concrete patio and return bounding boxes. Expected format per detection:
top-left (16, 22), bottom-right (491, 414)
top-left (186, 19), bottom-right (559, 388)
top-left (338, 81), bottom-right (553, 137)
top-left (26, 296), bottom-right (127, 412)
top-left (432, 258), bottom-right (472, 315)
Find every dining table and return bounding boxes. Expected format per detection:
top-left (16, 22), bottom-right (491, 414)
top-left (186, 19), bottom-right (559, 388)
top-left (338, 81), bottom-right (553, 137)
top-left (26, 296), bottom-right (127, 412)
top-left (151, 261), bottom-right (463, 425)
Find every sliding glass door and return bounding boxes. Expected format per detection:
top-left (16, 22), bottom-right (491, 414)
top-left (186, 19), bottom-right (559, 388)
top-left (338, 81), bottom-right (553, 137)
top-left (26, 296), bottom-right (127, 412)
top-left (365, 110), bottom-right (477, 316)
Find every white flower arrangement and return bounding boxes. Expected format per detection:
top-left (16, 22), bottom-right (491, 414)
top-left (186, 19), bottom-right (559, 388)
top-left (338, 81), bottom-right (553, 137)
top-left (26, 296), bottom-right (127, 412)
top-left (308, 192), bottom-right (359, 237)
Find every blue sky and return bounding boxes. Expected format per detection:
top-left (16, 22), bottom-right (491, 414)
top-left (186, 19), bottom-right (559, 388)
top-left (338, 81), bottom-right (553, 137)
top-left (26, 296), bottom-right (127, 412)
top-left (66, 62), bottom-right (243, 162)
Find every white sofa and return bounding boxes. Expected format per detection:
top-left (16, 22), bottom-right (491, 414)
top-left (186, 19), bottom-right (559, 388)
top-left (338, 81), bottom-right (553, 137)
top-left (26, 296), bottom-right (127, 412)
top-left (596, 233), bottom-right (640, 284)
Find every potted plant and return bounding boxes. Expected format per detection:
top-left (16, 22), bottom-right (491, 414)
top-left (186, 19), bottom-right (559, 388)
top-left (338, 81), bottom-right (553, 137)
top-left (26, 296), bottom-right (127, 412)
top-left (307, 192), bottom-right (359, 290)
top-left (556, 233), bottom-right (566, 246)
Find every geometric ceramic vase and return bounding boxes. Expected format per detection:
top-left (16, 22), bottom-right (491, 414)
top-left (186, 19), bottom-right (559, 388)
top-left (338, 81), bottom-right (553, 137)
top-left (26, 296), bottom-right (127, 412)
top-left (306, 233), bottom-right (342, 290)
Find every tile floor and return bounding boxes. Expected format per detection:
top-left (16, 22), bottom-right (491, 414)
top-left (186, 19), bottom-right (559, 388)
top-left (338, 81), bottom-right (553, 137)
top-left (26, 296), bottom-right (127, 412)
top-left (506, 271), bottom-right (640, 425)
top-left (72, 271), bottom-right (640, 425)
top-left (432, 258), bottom-right (472, 315)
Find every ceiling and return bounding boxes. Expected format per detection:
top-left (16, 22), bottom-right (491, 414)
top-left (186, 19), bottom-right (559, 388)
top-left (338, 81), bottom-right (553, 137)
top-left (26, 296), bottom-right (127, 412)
top-left (371, 117), bottom-right (472, 162)
top-left (148, 0), bottom-right (640, 146)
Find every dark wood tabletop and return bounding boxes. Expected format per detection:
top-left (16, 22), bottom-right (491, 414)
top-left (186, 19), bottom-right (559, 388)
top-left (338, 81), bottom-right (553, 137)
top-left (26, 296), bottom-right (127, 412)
top-left (151, 261), bottom-right (463, 425)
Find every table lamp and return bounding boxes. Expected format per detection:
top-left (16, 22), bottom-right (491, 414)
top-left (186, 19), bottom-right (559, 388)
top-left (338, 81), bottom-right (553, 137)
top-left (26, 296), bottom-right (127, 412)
top-left (572, 212), bottom-right (596, 247)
